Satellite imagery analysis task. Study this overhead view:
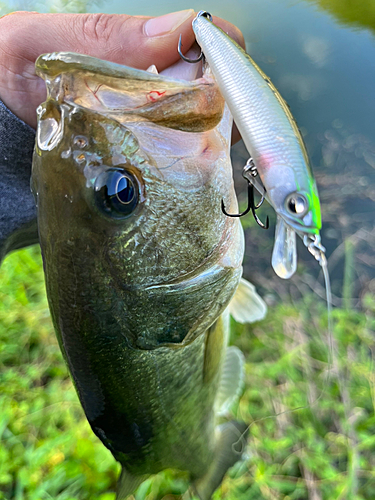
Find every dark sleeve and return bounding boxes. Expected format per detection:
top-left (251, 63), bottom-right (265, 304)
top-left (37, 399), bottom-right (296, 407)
top-left (0, 100), bottom-right (38, 262)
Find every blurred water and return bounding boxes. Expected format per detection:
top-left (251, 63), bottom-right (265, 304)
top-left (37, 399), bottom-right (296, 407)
top-left (2, 0), bottom-right (374, 303)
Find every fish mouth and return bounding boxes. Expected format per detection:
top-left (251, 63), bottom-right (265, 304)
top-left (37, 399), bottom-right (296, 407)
top-left (36, 46), bottom-right (209, 91)
top-left (35, 50), bottom-right (221, 134)
top-left (34, 50), bottom-right (241, 350)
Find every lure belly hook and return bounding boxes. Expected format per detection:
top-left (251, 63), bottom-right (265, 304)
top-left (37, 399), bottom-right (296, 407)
top-left (221, 158), bottom-right (269, 229)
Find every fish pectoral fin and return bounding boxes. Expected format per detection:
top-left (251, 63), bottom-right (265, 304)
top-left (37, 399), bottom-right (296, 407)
top-left (192, 420), bottom-right (248, 500)
top-left (215, 346), bottom-right (245, 416)
top-left (116, 467), bottom-right (148, 500)
top-left (229, 278), bottom-right (267, 324)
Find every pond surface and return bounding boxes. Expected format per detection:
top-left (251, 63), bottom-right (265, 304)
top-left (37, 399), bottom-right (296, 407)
top-left (4, 0), bottom-right (375, 303)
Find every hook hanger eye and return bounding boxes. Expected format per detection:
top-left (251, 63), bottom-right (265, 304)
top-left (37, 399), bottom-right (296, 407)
top-left (195, 10), bottom-right (213, 21)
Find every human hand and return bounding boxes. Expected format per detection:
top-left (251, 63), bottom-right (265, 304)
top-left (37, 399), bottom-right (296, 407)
top-left (0, 10), bottom-right (245, 130)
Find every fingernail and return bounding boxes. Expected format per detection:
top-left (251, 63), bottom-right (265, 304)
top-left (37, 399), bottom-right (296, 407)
top-left (144, 9), bottom-right (194, 37)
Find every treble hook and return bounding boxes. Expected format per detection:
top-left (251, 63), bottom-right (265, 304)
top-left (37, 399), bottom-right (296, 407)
top-left (221, 159), bottom-right (269, 229)
top-left (178, 35), bottom-right (204, 63)
top-left (177, 11), bottom-right (213, 63)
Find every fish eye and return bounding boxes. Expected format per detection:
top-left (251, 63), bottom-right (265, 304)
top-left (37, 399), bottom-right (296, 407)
top-left (285, 192), bottom-right (309, 217)
top-left (94, 168), bottom-right (138, 218)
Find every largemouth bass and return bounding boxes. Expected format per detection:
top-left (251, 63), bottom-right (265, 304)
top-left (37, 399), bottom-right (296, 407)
top-left (191, 11), bottom-right (325, 279)
top-left (31, 52), bottom-right (266, 499)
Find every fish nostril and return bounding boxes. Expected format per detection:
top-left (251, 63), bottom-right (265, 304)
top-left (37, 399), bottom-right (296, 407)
top-left (73, 135), bottom-right (88, 149)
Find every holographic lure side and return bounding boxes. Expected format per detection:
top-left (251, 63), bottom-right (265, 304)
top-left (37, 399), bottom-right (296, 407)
top-left (192, 12), bottom-right (324, 278)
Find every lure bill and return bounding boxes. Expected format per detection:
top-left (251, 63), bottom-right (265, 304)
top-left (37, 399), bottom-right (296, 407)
top-left (191, 11), bottom-right (325, 279)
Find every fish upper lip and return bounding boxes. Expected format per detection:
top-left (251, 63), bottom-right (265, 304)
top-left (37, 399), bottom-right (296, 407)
top-left (36, 52), bottom-right (213, 86)
top-left (142, 223), bottom-right (243, 293)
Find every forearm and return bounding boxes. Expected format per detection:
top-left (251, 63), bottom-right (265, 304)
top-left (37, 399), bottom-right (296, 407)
top-left (0, 100), bottom-right (38, 262)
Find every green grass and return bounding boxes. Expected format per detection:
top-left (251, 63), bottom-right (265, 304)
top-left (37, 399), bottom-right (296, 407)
top-left (1, 246), bottom-right (375, 500)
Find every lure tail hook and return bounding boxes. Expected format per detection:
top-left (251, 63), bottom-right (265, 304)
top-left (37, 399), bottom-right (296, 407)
top-left (177, 11), bottom-right (213, 63)
top-left (221, 181), bottom-right (269, 229)
top-left (178, 35), bottom-right (204, 63)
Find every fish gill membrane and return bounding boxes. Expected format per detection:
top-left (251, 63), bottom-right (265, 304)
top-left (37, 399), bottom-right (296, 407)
top-left (31, 51), bottom-right (267, 500)
top-left (191, 10), bottom-right (334, 433)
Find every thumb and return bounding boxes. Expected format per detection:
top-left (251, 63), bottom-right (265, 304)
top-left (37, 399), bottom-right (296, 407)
top-left (0, 10), bottom-right (197, 127)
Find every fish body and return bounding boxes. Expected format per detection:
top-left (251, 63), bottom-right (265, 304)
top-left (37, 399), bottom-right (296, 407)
top-left (192, 13), bottom-right (324, 278)
top-left (31, 52), bottom-right (265, 498)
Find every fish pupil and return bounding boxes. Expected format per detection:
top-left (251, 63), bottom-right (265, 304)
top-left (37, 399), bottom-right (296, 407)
top-left (95, 169), bottom-right (138, 218)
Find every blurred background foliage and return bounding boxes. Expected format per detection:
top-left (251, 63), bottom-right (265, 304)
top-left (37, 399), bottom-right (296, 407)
top-left (308, 0), bottom-right (375, 34)
top-left (1, 0), bottom-right (375, 498)
top-left (1, 247), bottom-right (375, 500)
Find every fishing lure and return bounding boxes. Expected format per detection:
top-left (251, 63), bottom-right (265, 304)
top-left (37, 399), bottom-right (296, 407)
top-left (180, 12), bottom-right (335, 440)
top-left (180, 11), bottom-right (326, 279)
top-left (178, 16), bottom-right (335, 467)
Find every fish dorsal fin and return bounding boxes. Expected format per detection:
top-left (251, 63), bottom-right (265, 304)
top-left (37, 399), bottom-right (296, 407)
top-left (215, 346), bottom-right (245, 416)
top-left (229, 278), bottom-right (267, 324)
